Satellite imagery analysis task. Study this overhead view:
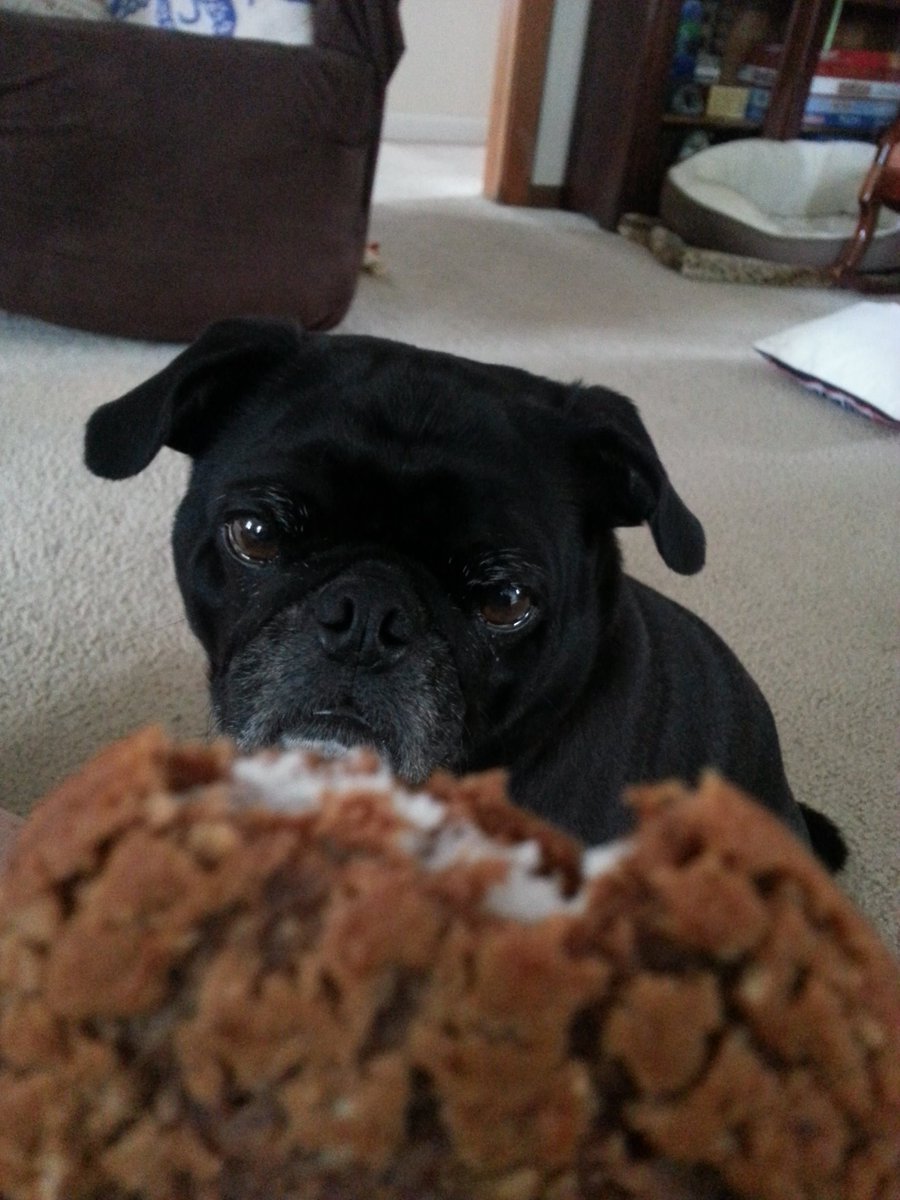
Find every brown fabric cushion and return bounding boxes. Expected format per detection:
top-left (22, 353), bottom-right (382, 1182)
top-left (0, 0), bottom-right (402, 340)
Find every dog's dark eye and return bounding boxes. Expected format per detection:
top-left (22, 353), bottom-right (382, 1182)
top-left (477, 582), bottom-right (533, 628)
top-left (224, 515), bottom-right (281, 564)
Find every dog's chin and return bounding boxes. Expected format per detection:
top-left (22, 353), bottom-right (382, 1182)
top-left (229, 710), bottom-right (438, 785)
top-left (278, 712), bottom-right (383, 761)
top-left (214, 622), bottom-right (470, 785)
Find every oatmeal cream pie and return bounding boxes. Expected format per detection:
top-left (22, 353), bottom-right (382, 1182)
top-left (0, 727), bottom-right (897, 1200)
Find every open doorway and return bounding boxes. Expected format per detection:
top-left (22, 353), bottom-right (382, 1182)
top-left (484, 0), bottom-right (591, 206)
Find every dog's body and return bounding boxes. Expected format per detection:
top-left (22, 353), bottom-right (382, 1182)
top-left (86, 319), bottom-right (842, 861)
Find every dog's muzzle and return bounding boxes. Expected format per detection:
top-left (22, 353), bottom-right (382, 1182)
top-left (211, 564), bottom-right (467, 783)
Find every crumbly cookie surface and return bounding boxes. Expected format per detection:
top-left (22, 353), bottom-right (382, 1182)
top-left (1, 727), bottom-right (898, 1200)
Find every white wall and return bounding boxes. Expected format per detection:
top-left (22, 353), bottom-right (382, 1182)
top-left (384, 0), bottom-right (504, 143)
top-left (532, 0), bottom-right (590, 187)
top-left (384, 0), bottom-right (589, 187)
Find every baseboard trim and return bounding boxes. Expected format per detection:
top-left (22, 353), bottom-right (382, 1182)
top-left (528, 184), bottom-right (562, 208)
top-left (383, 114), bottom-right (488, 145)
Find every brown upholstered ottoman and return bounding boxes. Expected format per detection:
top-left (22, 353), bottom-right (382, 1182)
top-left (0, 0), bottom-right (402, 340)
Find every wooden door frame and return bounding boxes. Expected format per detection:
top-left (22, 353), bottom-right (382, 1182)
top-left (483, 0), bottom-right (557, 204)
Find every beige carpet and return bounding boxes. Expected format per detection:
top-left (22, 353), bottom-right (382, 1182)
top-left (1, 143), bottom-right (897, 950)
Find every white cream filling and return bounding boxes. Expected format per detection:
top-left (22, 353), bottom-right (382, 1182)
top-left (233, 745), bottom-right (397, 809)
top-left (230, 747), bottom-right (632, 921)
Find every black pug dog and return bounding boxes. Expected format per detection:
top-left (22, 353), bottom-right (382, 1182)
top-left (85, 318), bottom-right (845, 867)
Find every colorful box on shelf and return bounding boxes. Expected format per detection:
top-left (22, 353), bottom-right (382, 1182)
top-left (739, 44), bottom-right (900, 85)
top-left (705, 84), bottom-right (751, 121)
top-left (745, 86), bottom-right (899, 131)
top-left (803, 96), bottom-right (900, 130)
top-left (809, 77), bottom-right (900, 102)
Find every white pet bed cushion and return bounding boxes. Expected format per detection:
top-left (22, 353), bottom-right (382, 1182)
top-left (661, 138), bottom-right (900, 271)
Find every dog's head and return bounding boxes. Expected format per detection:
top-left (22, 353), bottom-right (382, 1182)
top-left (85, 319), bottom-right (703, 782)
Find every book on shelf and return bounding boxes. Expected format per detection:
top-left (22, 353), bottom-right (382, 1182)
top-left (802, 111), bottom-right (898, 132)
top-left (740, 44), bottom-right (900, 84)
top-left (809, 77), bottom-right (900, 101)
top-left (745, 87), bottom-right (899, 130)
top-left (805, 95), bottom-right (899, 118)
top-left (738, 65), bottom-right (900, 101)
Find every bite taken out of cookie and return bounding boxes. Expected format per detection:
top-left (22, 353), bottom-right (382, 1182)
top-left (1, 727), bottom-right (897, 1200)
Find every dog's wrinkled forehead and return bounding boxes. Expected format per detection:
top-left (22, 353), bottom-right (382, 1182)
top-left (196, 348), bottom-right (570, 557)
top-left (84, 320), bottom-right (705, 575)
top-left (226, 340), bottom-right (557, 471)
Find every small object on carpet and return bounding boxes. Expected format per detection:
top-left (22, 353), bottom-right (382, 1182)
top-left (618, 212), bottom-right (900, 291)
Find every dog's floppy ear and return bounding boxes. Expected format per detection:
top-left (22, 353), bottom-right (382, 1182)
top-left (565, 384), bottom-right (705, 575)
top-left (85, 318), bottom-right (304, 479)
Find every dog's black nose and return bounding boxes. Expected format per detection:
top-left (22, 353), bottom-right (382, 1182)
top-left (314, 570), bottom-right (421, 668)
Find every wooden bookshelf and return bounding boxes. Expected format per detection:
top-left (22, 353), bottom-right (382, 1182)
top-left (565, 0), bottom-right (900, 228)
top-left (662, 113), bottom-right (763, 130)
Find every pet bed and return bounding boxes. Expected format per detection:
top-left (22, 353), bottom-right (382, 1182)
top-left (661, 138), bottom-right (900, 272)
top-left (0, 0), bottom-right (402, 341)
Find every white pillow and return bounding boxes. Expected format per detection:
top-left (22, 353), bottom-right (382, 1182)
top-left (106, 0), bottom-right (313, 44)
top-left (754, 301), bottom-right (900, 427)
